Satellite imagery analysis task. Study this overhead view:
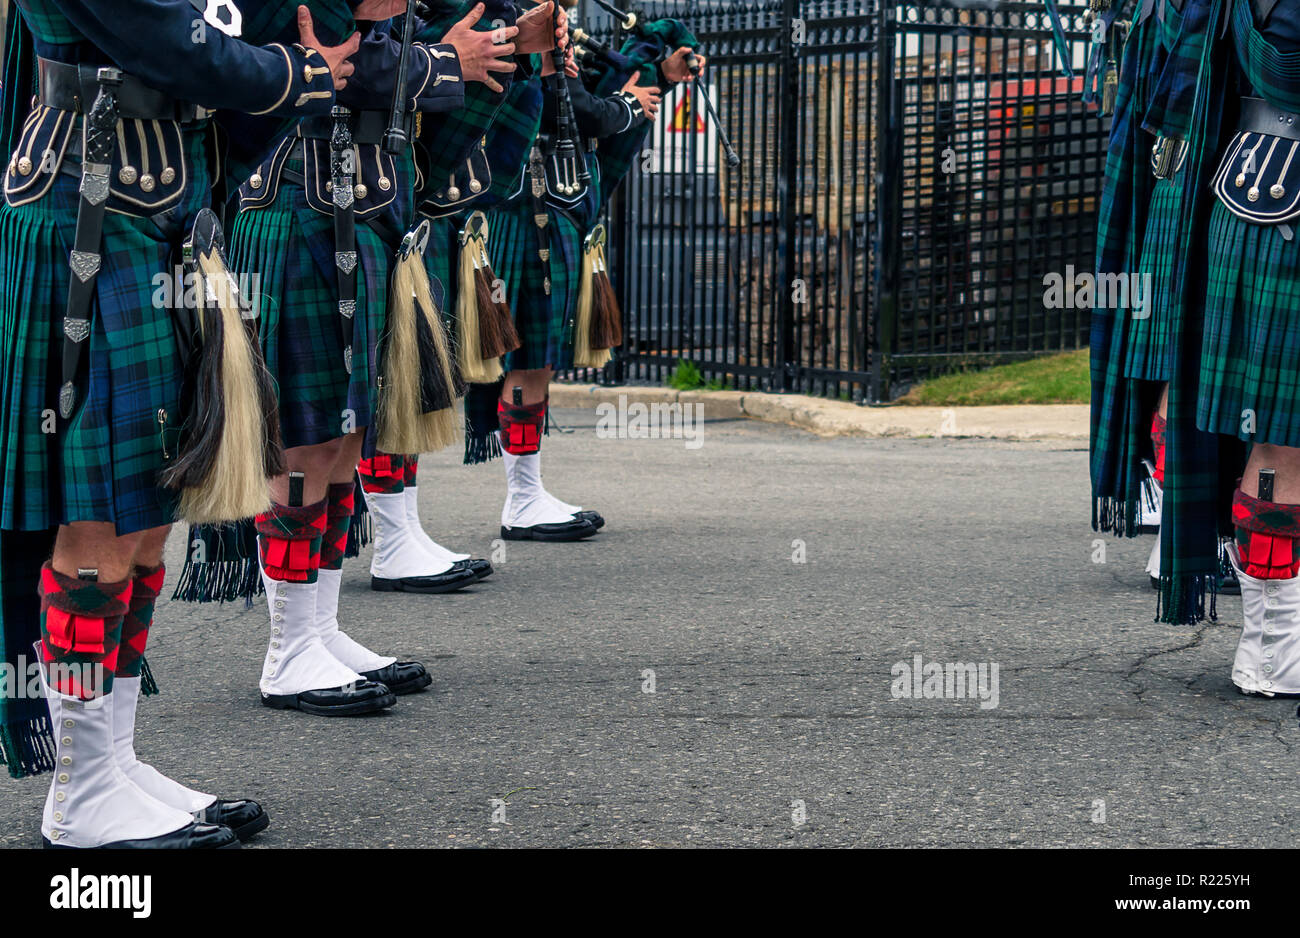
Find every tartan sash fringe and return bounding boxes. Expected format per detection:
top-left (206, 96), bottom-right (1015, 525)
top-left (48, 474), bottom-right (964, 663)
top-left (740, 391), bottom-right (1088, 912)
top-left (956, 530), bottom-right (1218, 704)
top-left (170, 521), bottom-right (263, 605)
top-left (0, 713), bottom-right (55, 780)
top-left (344, 475), bottom-right (371, 560)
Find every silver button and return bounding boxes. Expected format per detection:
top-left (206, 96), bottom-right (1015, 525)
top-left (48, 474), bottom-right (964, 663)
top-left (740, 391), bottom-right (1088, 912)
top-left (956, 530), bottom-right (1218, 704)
top-left (250, 173), bottom-right (264, 190)
top-left (378, 176), bottom-right (391, 191)
top-left (160, 167), bottom-right (176, 185)
top-left (140, 174), bottom-right (156, 193)
top-left (118, 166), bottom-right (138, 185)
top-left (354, 184), bottom-right (368, 200)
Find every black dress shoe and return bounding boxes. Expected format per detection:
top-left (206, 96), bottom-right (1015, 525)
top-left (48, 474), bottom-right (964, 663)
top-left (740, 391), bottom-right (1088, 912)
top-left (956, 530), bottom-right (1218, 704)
top-left (261, 680), bottom-right (397, 716)
top-left (371, 565), bottom-right (479, 594)
top-left (452, 558), bottom-right (494, 579)
top-left (500, 518), bottom-right (598, 542)
top-left (44, 822), bottom-right (239, 849)
top-left (200, 799), bottom-right (269, 842)
top-left (575, 510), bottom-right (605, 530)
top-left (361, 661), bottom-right (432, 695)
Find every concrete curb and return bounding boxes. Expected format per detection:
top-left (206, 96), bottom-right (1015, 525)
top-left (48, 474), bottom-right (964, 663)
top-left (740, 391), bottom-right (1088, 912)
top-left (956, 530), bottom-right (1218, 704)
top-left (549, 384), bottom-right (1088, 441)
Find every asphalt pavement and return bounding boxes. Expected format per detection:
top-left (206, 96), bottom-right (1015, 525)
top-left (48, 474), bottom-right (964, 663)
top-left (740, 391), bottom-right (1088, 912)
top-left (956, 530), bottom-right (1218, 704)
top-left (1, 406), bottom-right (1294, 848)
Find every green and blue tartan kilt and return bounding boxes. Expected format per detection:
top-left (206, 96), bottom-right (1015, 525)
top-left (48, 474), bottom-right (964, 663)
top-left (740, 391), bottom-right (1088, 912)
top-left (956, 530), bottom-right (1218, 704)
top-left (0, 132), bottom-right (212, 536)
top-left (1122, 175), bottom-right (1182, 383)
top-left (1196, 201), bottom-right (1300, 447)
top-left (229, 167), bottom-right (389, 450)
top-left (487, 199), bottom-right (581, 372)
top-left (422, 213), bottom-right (457, 322)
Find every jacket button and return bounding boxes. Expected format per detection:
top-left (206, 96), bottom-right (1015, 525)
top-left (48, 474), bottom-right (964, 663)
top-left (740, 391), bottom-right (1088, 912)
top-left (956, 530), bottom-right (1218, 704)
top-left (17, 156), bottom-right (32, 175)
top-left (140, 174), bottom-right (156, 193)
top-left (118, 165), bottom-right (138, 185)
top-left (1272, 184), bottom-right (1285, 199)
top-left (378, 176), bottom-right (391, 191)
top-left (160, 167), bottom-right (176, 186)
top-left (250, 173), bottom-right (264, 190)
top-left (354, 184), bottom-right (368, 199)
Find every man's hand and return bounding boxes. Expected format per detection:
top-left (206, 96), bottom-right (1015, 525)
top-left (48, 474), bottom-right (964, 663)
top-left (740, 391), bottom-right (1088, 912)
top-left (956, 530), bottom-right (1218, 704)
top-left (298, 5), bottom-right (359, 90)
top-left (662, 46), bottom-right (705, 85)
top-left (442, 2), bottom-right (519, 93)
top-left (622, 75), bottom-right (662, 120)
top-left (516, 1), bottom-right (565, 55)
top-left (564, 43), bottom-right (578, 78)
top-left (353, 0), bottom-right (407, 20)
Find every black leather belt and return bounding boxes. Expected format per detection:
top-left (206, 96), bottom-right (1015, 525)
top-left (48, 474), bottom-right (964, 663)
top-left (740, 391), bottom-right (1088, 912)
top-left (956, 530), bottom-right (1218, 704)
top-left (38, 58), bottom-right (204, 122)
top-left (1239, 97), bottom-right (1300, 143)
top-left (299, 110), bottom-right (388, 146)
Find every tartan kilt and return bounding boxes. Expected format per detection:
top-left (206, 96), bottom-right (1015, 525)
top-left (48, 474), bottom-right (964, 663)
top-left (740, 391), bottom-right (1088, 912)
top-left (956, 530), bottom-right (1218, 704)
top-left (1122, 175), bottom-right (1182, 383)
top-left (0, 136), bottom-right (210, 536)
top-left (229, 170), bottom-right (389, 449)
top-left (421, 213), bottom-right (457, 324)
top-left (1196, 201), bottom-right (1300, 447)
top-left (486, 199), bottom-right (581, 372)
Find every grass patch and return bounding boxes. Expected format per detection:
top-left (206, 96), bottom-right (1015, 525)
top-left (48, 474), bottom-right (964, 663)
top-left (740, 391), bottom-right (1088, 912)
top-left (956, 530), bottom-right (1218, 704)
top-left (665, 360), bottom-right (730, 392)
top-left (895, 349), bottom-right (1088, 406)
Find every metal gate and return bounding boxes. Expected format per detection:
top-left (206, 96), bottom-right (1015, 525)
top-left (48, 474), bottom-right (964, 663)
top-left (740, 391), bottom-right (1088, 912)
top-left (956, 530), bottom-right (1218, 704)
top-left (570, 0), bottom-right (1105, 401)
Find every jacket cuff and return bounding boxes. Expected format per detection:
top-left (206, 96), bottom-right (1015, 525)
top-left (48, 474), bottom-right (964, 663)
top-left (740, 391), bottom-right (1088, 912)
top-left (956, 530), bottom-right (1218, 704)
top-left (251, 43), bottom-right (336, 117)
top-left (412, 43), bottom-right (465, 111)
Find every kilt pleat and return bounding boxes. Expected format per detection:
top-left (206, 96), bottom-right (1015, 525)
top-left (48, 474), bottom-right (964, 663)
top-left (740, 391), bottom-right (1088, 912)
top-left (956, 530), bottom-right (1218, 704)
top-left (1197, 201), bottom-right (1300, 447)
top-left (230, 179), bottom-right (390, 449)
top-left (1123, 176), bottom-right (1181, 383)
top-left (0, 167), bottom-right (196, 535)
top-left (487, 200), bottom-right (580, 372)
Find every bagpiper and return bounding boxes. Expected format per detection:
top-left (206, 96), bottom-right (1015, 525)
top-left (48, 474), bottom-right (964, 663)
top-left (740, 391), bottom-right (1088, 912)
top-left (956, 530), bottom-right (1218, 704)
top-left (349, 0), bottom-right (557, 593)
top-left (1087, 0), bottom-right (1230, 593)
top-left (460, 0), bottom-right (699, 543)
top-left (172, 0), bottom-right (563, 714)
top-left (0, 0), bottom-right (350, 847)
top-left (1147, 0), bottom-right (1300, 695)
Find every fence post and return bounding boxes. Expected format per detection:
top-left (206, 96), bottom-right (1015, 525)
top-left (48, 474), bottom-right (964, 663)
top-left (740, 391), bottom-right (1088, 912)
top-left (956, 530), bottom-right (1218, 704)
top-left (871, 0), bottom-right (901, 404)
top-left (775, 0), bottom-right (801, 393)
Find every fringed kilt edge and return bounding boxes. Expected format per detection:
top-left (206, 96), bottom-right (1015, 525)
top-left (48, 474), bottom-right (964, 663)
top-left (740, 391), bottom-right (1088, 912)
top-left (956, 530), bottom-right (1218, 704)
top-left (171, 555), bottom-right (262, 606)
top-left (464, 379), bottom-right (505, 466)
top-left (0, 713), bottom-right (54, 780)
top-left (1093, 496), bottom-right (1143, 539)
top-left (139, 656), bottom-right (159, 697)
top-left (344, 475), bottom-right (372, 560)
top-left (170, 522), bottom-right (263, 607)
top-left (1155, 573), bottom-right (1217, 626)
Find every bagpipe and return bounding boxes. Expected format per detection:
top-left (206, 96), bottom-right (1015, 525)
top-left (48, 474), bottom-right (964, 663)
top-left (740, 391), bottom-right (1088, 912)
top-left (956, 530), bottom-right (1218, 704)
top-left (578, 0), bottom-right (739, 168)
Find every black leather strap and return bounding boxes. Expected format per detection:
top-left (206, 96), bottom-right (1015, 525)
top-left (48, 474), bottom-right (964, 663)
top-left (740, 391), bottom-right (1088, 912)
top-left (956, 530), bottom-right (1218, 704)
top-left (330, 107), bottom-right (357, 376)
top-left (1239, 97), bottom-right (1300, 142)
top-left (527, 146), bottom-right (552, 297)
top-left (38, 58), bottom-right (203, 122)
top-left (58, 69), bottom-right (120, 420)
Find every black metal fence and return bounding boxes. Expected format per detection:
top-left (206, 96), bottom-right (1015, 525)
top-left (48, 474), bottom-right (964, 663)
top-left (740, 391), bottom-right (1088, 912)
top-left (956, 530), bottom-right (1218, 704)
top-left (569, 0), bottom-right (1106, 401)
